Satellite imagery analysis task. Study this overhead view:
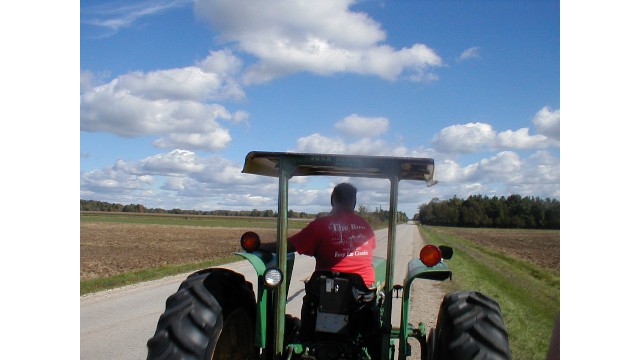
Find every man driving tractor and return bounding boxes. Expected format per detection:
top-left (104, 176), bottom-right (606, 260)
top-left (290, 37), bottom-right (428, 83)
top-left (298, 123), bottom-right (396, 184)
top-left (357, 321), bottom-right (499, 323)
top-left (264, 182), bottom-right (382, 359)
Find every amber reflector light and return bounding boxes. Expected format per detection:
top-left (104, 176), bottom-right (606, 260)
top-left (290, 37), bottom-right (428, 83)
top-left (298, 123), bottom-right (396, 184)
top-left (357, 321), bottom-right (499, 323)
top-left (419, 245), bottom-right (442, 267)
top-left (240, 231), bottom-right (261, 252)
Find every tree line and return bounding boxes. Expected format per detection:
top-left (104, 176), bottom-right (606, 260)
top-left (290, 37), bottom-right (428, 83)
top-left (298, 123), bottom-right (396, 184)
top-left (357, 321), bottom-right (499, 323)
top-left (80, 199), bottom-right (409, 225)
top-left (80, 199), bottom-right (318, 218)
top-left (415, 194), bottom-right (559, 229)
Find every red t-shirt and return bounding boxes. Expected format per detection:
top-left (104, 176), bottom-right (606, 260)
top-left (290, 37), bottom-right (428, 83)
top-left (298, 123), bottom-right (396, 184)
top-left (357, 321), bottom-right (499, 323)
top-left (289, 212), bottom-right (376, 285)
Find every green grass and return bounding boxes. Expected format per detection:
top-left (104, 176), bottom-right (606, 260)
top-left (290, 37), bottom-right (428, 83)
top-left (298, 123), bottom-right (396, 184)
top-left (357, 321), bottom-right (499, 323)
top-left (80, 255), bottom-right (241, 295)
top-left (420, 226), bottom-right (560, 360)
top-left (81, 212), bottom-right (311, 229)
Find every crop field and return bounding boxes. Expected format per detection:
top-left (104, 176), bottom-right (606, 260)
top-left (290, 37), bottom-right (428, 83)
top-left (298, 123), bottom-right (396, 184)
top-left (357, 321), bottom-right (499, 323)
top-left (80, 213), bottom-right (308, 281)
top-left (432, 227), bottom-right (559, 271)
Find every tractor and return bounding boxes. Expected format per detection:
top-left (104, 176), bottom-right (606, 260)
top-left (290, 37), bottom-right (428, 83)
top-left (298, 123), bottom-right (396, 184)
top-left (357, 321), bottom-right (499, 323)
top-left (146, 151), bottom-right (511, 360)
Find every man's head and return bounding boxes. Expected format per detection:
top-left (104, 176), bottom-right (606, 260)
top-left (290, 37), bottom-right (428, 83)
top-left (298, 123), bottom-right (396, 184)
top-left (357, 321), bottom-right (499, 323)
top-left (331, 183), bottom-right (357, 212)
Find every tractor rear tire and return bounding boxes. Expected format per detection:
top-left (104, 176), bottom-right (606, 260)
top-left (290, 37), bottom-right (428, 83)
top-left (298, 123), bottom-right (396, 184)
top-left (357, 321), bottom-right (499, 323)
top-left (433, 290), bottom-right (511, 360)
top-left (146, 268), bottom-right (257, 360)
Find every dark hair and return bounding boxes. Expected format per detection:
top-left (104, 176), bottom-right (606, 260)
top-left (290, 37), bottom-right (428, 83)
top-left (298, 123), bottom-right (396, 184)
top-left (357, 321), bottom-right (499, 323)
top-left (331, 183), bottom-right (357, 209)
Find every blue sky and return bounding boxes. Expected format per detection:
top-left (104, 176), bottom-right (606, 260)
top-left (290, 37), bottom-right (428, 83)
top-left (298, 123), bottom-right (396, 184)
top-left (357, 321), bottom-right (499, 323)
top-left (80, 0), bottom-right (560, 216)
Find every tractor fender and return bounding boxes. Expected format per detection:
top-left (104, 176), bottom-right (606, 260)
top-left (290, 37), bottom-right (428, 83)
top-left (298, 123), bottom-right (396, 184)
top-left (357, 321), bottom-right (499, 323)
top-left (398, 259), bottom-right (452, 359)
top-left (234, 251), bottom-right (296, 348)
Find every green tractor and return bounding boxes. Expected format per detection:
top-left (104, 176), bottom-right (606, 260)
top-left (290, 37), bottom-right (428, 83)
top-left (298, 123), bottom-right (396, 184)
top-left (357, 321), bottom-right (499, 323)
top-left (146, 151), bottom-right (511, 360)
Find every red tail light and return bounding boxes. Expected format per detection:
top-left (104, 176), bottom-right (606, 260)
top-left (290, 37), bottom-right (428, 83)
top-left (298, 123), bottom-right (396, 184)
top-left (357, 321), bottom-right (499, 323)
top-left (241, 231), bottom-right (261, 252)
top-left (419, 245), bottom-right (442, 267)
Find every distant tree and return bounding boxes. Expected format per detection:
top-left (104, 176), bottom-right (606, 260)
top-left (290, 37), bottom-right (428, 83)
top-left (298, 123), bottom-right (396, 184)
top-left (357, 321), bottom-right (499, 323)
top-left (250, 209), bottom-right (261, 217)
top-left (460, 197), bottom-right (489, 227)
top-left (487, 196), bottom-right (507, 227)
top-left (544, 198), bottom-right (561, 229)
top-left (358, 205), bottom-right (367, 216)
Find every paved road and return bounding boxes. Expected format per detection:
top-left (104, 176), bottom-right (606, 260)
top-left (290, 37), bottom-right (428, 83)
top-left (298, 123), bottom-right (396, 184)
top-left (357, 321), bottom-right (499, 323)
top-left (80, 224), bottom-right (421, 359)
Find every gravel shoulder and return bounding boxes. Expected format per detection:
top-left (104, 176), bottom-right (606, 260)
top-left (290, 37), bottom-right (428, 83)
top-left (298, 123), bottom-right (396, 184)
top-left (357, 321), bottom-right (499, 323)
top-left (405, 229), bottom-right (445, 359)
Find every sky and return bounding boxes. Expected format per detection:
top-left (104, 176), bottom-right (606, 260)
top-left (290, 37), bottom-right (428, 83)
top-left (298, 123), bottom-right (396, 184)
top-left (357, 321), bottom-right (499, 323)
top-left (79, 0), bottom-right (560, 216)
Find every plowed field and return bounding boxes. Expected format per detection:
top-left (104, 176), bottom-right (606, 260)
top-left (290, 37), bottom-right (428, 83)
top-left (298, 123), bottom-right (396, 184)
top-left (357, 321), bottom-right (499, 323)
top-left (81, 222), bottom-right (288, 280)
top-left (430, 227), bottom-right (559, 271)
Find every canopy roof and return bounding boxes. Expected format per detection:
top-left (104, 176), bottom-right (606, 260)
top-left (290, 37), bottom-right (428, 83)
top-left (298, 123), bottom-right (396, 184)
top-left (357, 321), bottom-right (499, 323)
top-left (242, 151), bottom-right (435, 182)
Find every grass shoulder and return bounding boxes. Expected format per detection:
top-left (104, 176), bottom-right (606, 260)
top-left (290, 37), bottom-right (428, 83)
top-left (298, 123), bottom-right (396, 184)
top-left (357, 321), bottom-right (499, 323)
top-left (81, 256), bottom-right (241, 295)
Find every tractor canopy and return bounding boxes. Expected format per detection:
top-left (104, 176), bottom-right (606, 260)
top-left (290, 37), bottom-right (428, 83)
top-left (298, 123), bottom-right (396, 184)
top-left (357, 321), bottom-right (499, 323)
top-left (242, 151), bottom-right (436, 182)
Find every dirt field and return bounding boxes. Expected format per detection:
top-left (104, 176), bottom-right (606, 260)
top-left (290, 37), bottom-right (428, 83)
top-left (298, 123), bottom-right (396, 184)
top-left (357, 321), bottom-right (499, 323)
top-left (81, 222), bottom-right (559, 280)
top-left (81, 222), bottom-right (288, 280)
top-left (431, 227), bottom-right (559, 271)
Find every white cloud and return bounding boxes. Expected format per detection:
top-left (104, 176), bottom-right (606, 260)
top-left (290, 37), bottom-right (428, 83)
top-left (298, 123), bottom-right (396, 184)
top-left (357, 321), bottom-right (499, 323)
top-left (111, 150), bottom-right (205, 176)
top-left (196, 49), bottom-right (246, 101)
top-left (80, 150), bottom-right (280, 210)
top-left (82, 0), bottom-right (192, 35)
top-left (80, 143), bottom-right (559, 215)
top-left (525, 150), bottom-right (560, 183)
top-left (81, 167), bottom-right (155, 194)
top-left (433, 150), bottom-right (559, 201)
top-left (495, 150), bottom-right (560, 199)
top-left (88, 52), bottom-right (245, 103)
top-left (194, 0), bottom-right (443, 83)
top-left (436, 151), bottom-right (522, 184)
top-left (436, 159), bottom-right (473, 183)
top-left (115, 68), bottom-right (221, 101)
top-left (198, 49), bottom-right (243, 75)
top-left (288, 188), bottom-right (326, 208)
top-left (495, 128), bottom-right (550, 149)
top-left (457, 46), bottom-right (481, 61)
top-left (285, 115), bottom-right (561, 212)
top-left (153, 131), bottom-right (231, 151)
top-left (228, 110), bottom-right (250, 124)
top-left (335, 114), bottom-right (389, 137)
top-left (346, 138), bottom-right (394, 155)
top-left (80, 70), bottom-right (109, 92)
top-left (294, 133), bottom-right (347, 154)
top-left (293, 133), bottom-right (415, 157)
top-left (80, 53), bottom-right (248, 152)
top-left (431, 107), bottom-right (561, 154)
top-left (431, 122), bottom-right (496, 153)
top-left (533, 106), bottom-right (560, 141)
top-left (474, 151), bottom-right (524, 183)
top-left (162, 176), bottom-right (186, 191)
top-left (81, 106), bottom-right (561, 214)
top-left (195, 0), bottom-right (386, 49)
top-left (81, 85), bottom-right (234, 150)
